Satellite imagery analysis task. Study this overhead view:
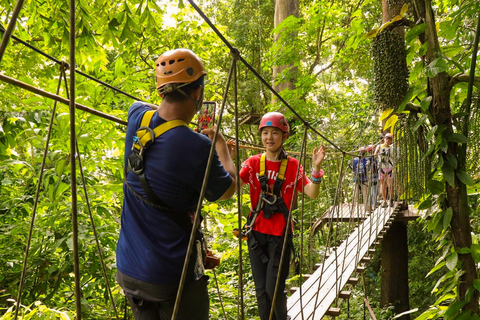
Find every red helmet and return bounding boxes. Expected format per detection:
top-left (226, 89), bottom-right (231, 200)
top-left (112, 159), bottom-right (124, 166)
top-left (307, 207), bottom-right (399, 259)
top-left (204, 109), bottom-right (209, 114)
top-left (155, 49), bottom-right (207, 97)
top-left (259, 112), bottom-right (289, 134)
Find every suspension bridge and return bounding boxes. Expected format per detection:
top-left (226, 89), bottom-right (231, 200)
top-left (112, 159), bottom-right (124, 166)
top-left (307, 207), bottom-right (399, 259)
top-left (0, 0), bottom-right (429, 319)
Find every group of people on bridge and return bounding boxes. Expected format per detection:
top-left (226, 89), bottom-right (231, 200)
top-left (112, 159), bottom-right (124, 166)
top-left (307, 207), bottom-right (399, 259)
top-left (116, 48), bottom-right (326, 320)
top-left (351, 132), bottom-right (396, 213)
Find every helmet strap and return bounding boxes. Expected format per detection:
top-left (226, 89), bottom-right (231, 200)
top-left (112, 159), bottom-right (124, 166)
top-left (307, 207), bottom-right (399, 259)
top-left (175, 87), bottom-right (203, 112)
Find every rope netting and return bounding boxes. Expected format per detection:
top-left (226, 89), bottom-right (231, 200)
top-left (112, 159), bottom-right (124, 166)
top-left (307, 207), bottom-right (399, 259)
top-left (0, 1), bottom-right (417, 319)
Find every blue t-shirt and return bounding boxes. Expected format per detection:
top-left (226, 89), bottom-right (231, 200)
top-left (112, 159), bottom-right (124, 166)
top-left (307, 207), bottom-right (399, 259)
top-left (352, 157), bottom-right (369, 183)
top-left (116, 102), bottom-right (232, 285)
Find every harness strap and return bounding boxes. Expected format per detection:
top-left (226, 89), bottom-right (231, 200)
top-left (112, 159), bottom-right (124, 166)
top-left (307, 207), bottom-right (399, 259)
top-left (247, 232), bottom-right (269, 264)
top-left (125, 109), bottom-right (192, 234)
top-left (133, 110), bottom-right (188, 151)
top-left (259, 153), bottom-right (289, 220)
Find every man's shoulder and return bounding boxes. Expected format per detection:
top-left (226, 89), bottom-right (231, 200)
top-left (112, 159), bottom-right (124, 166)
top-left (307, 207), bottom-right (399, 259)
top-left (128, 102), bottom-right (150, 120)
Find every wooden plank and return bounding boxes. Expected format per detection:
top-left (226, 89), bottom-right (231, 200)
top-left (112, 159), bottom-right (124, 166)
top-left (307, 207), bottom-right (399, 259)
top-left (339, 291), bottom-right (351, 299)
top-left (287, 205), bottom-right (395, 320)
top-left (311, 203), bottom-right (370, 236)
top-left (326, 307), bottom-right (341, 317)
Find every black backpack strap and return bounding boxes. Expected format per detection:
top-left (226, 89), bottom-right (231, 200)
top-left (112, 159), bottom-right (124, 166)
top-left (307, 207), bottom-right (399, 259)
top-left (124, 110), bottom-right (193, 235)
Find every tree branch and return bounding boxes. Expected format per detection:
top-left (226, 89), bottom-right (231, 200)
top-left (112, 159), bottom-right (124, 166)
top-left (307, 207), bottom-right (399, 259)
top-left (449, 73), bottom-right (480, 90)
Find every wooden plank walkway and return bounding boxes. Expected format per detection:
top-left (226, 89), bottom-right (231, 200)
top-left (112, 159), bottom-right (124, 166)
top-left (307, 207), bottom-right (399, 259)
top-left (287, 204), bottom-right (398, 320)
top-left (311, 203), bottom-right (370, 236)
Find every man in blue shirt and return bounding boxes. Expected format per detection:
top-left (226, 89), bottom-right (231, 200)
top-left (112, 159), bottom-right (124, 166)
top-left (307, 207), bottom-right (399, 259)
top-left (116, 49), bottom-right (237, 320)
top-left (352, 147), bottom-right (370, 212)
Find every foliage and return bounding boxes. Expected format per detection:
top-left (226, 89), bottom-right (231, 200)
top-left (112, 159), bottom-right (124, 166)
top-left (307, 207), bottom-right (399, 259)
top-left (364, 0), bottom-right (480, 317)
top-left (1, 301), bottom-right (73, 320)
top-left (0, 0), bottom-right (479, 318)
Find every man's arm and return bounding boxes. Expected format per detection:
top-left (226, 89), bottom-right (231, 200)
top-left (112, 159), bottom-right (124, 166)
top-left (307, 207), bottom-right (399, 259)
top-left (201, 126), bottom-right (237, 199)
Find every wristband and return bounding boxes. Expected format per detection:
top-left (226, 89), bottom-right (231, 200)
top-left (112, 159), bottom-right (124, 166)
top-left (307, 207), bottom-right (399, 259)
top-left (310, 176), bottom-right (322, 184)
top-left (311, 168), bottom-right (324, 179)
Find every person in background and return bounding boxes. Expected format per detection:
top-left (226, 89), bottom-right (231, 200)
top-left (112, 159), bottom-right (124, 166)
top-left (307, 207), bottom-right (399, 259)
top-left (366, 144), bottom-right (378, 211)
top-left (352, 147), bottom-right (370, 212)
top-left (198, 108), bottom-right (212, 130)
top-left (116, 48), bottom-right (237, 320)
top-left (375, 133), bottom-right (394, 207)
top-left (230, 112), bottom-right (325, 320)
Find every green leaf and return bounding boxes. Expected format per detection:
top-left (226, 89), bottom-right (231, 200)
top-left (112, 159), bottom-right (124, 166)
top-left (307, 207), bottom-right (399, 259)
top-left (446, 154), bottom-right (457, 169)
top-left (405, 23), bottom-right (427, 44)
top-left (427, 125), bottom-right (438, 140)
top-left (453, 112), bottom-right (469, 118)
top-left (427, 260), bottom-right (445, 277)
top-left (420, 96), bottom-right (432, 111)
top-left (447, 133), bottom-right (468, 143)
top-left (418, 41), bottom-right (429, 57)
top-left (471, 244), bottom-right (480, 263)
top-left (56, 159), bottom-right (67, 177)
top-left (427, 180), bottom-right (444, 195)
top-left (473, 279), bottom-right (480, 291)
top-left (445, 251), bottom-right (458, 271)
top-left (398, 86), bottom-right (415, 112)
top-left (442, 162), bottom-right (455, 187)
top-left (417, 194), bottom-right (432, 210)
top-left (444, 300), bottom-right (465, 318)
top-left (456, 170), bottom-right (474, 186)
top-left (415, 308), bottom-right (441, 320)
top-left (447, 133), bottom-right (468, 144)
top-left (456, 247), bottom-right (470, 254)
top-left (443, 207), bottom-right (452, 229)
top-left (425, 58), bottom-right (449, 78)
top-left (413, 114), bottom-right (428, 131)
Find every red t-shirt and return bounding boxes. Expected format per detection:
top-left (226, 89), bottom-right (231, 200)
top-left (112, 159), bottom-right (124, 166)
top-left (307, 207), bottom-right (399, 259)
top-left (239, 154), bottom-right (310, 236)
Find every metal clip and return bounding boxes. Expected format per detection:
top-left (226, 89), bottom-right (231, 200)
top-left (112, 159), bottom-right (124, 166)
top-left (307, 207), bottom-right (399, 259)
top-left (262, 194), bottom-right (277, 205)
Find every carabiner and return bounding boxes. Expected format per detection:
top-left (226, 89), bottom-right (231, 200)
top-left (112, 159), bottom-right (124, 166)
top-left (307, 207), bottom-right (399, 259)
top-left (262, 194), bottom-right (277, 205)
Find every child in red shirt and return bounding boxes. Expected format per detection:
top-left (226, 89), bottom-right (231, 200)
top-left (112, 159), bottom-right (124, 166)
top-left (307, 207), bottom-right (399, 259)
top-left (230, 112), bottom-right (325, 320)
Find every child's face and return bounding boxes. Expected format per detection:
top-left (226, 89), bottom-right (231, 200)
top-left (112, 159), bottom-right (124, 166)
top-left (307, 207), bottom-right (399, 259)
top-left (261, 127), bottom-right (285, 153)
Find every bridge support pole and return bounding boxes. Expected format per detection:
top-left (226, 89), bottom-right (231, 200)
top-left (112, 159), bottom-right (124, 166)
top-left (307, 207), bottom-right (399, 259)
top-left (380, 221), bottom-right (410, 319)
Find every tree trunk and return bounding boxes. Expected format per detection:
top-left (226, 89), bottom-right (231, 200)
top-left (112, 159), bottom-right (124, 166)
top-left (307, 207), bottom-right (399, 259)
top-left (380, 221), bottom-right (410, 319)
top-left (420, 0), bottom-right (479, 313)
top-left (272, 0), bottom-right (298, 100)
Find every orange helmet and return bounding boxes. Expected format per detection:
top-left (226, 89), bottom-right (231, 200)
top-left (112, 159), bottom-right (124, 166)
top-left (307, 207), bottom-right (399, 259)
top-left (156, 49), bottom-right (207, 97)
top-left (259, 112), bottom-right (289, 135)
